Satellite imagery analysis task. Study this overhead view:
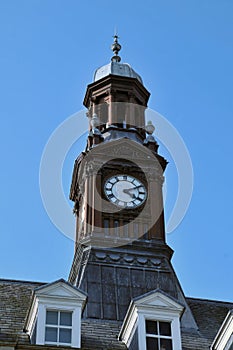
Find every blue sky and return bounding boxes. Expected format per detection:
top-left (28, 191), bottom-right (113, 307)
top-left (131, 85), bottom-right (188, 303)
top-left (0, 0), bottom-right (233, 302)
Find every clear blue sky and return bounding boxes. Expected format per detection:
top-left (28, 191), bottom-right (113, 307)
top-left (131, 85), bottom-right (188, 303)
top-left (0, 0), bottom-right (233, 302)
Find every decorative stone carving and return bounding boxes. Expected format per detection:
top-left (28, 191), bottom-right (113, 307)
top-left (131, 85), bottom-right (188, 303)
top-left (109, 254), bottom-right (121, 261)
top-left (123, 255), bottom-right (135, 263)
top-left (151, 258), bottom-right (162, 266)
top-left (89, 250), bottom-right (170, 271)
top-left (95, 252), bottom-right (107, 260)
top-left (113, 146), bottom-right (146, 160)
top-left (137, 257), bottom-right (148, 264)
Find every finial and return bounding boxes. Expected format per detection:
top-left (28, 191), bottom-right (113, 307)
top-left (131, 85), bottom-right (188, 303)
top-left (144, 121), bottom-right (157, 144)
top-left (145, 121), bottom-right (155, 135)
top-left (111, 34), bottom-right (121, 63)
top-left (144, 121), bottom-right (159, 152)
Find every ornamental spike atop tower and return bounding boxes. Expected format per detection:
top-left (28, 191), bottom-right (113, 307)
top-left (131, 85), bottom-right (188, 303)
top-left (111, 34), bottom-right (121, 62)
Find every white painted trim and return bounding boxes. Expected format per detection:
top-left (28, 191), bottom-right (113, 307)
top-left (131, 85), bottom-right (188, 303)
top-left (36, 304), bottom-right (46, 345)
top-left (119, 290), bottom-right (184, 350)
top-left (120, 304), bottom-right (138, 348)
top-left (211, 310), bottom-right (233, 350)
top-left (138, 313), bottom-right (146, 350)
top-left (25, 280), bottom-right (87, 348)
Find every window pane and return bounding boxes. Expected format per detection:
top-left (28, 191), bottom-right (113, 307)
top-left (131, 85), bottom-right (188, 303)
top-left (46, 311), bottom-right (58, 325)
top-left (160, 338), bottom-right (173, 350)
top-left (45, 327), bottom-right (57, 342)
top-left (146, 320), bottom-right (158, 334)
top-left (159, 322), bottom-right (171, 336)
top-left (146, 337), bottom-right (158, 350)
top-left (60, 311), bottom-right (72, 326)
top-left (59, 328), bottom-right (72, 343)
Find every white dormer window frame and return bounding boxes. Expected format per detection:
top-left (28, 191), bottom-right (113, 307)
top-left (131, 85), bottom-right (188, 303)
top-left (36, 300), bottom-right (81, 347)
top-left (137, 307), bottom-right (183, 350)
top-left (25, 280), bottom-right (87, 348)
top-left (211, 309), bottom-right (233, 350)
top-left (119, 290), bottom-right (184, 350)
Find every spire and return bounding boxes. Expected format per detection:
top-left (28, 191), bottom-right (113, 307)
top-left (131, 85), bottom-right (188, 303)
top-left (111, 34), bottom-right (121, 62)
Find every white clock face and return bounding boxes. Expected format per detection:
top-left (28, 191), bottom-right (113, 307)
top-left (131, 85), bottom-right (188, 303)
top-left (104, 174), bottom-right (147, 208)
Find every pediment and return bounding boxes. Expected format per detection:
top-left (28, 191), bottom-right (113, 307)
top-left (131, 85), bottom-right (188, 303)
top-left (134, 289), bottom-right (184, 313)
top-left (119, 289), bottom-right (184, 347)
top-left (96, 138), bottom-right (153, 160)
top-left (85, 138), bottom-right (161, 171)
top-left (35, 279), bottom-right (87, 300)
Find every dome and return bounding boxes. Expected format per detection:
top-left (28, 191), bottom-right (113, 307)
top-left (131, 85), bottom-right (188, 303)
top-left (93, 61), bottom-right (143, 84)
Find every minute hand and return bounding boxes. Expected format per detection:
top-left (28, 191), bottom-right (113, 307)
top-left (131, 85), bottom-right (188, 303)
top-left (123, 186), bottom-right (142, 193)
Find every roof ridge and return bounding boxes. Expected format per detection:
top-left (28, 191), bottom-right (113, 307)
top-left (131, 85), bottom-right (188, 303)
top-left (186, 296), bottom-right (233, 305)
top-left (0, 278), bottom-right (46, 285)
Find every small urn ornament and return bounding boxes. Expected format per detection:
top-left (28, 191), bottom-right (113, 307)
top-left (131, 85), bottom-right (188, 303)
top-left (145, 121), bottom-right (155, 141)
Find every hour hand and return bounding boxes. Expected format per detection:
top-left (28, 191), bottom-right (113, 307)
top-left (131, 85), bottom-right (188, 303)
top-left (123, 188), bottom-right (136, 198)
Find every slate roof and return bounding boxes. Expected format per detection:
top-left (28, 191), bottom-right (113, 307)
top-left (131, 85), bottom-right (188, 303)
top-left (185, 297), bottom-right (233, 347)
top-left (1, 278), bottom-right (233, 350)
top-left (0, 279), bottom-right (43, 344)
top-left (81, 319), bottom-right (126, 350)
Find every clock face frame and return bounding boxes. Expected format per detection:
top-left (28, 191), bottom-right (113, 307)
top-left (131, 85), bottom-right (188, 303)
top-left (104, 174), bottom-right (147, 209)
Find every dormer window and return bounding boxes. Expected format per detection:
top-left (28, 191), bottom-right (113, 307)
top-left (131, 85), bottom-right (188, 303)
top-left (25, 279), bottom-right (87, 348)
top-left (45, 310), bottom-right (72, 345)
top-left (119, 290), bottom-right (184, 350)
top-left (146, 320), bottom-right (172, 350)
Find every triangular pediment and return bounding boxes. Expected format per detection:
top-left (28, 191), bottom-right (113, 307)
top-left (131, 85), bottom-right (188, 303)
top-left (119, 289), bottom-right (185, 346)
top-left (134, 289), bottom-right (184, 313)
top-left (35, 279), bottom-right (87, 300)
top-left (25, 279), bottom-right (87, 340)
top-left (91, 137), bottom-right (155, 161)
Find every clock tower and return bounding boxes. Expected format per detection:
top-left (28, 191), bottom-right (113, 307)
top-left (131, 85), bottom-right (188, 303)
top-left (69, 36), bottom-right (196, 328)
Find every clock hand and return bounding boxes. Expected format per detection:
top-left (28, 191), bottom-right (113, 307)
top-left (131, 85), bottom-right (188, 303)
top-left (123, 189), bottom-right (136, 198)
top-left (132, 185), bottom-right (144, 190)
top-left (123, 188), bottom-right (133, 194)
top-left (123, 186), bottom-right (142, 193)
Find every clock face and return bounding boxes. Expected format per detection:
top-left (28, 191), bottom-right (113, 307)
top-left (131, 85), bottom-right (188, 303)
top-left (104, 174), bottom-right (147, 208)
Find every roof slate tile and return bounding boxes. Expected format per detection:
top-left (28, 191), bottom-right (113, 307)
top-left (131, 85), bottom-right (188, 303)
top-left (1, 279), bottom-right (233, 350)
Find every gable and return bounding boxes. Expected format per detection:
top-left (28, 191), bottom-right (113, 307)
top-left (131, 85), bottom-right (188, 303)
top-left (88, 137), bottom-right (157, 162)
top-left (35, 279), bottom-right (87, 301)
top-left (119, 290), bottom-right (184, 350)
top-left (134, 289), bottom-right (184, 314)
